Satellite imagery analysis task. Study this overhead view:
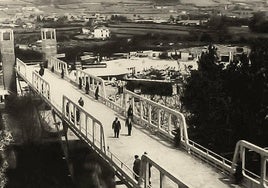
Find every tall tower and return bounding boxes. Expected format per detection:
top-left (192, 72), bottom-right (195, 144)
top-left (0, 29), bottom-right (16, 93)
top-left (41, 28), bottom-right (57, 63)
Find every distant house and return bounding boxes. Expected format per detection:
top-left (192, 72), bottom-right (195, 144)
top-left (81, 27), bottom-right (92, 35)
top-left (93, 26), bottom-right (110, 40)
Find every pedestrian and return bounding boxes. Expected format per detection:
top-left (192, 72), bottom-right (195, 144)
top-left (61, 68), bottom-right (64, 78)
top-left (173, 127), bottom-right (181, 147)
top-left (127, 104), bottom-right (133, 120)
top-left (39, 67), bottom-right (44, 76)
top-left (112, 117), bottom-right (121, 138)
top-left (78, 97), bottom-right (84, 107)
top-left (78, 77), bottom-right (82, 89)
top-left (144, 152), bottom-right (152, 185)
top-left (66, 102), bottom-right (70, 116)
top-left (125, 117), bottom-right (132, 136)
top-left (76, 109), bottom-right (80, 123)
top-left (133, 155), bottom-right (141, 181)
top-left (85, 77), bottom-right (89, 94)
top-left (95, 85), bottom-right (99, 100)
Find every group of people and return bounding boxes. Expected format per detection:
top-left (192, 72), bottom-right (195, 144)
top-left (112, 105), bottom-right (133, 138)
top-left (78, 77), bottom-right (99, 100)
top-left (133, 152), bottom-right (152, 184)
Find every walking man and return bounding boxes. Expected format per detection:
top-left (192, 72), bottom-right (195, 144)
top-left (125, 117), bottom-right (132, 136)
top-left (78, 97), bottom-right (84, 107)
top-left (61, 68), bottom-right (64, 78)
top-left (95, 85), bottom-right (99, 100)
top-left (78, 77), bottom-right (82, 89)
top-left (133, 155), bottom-right (141, 181)
top-left (112, 117), bottom-right (121, 138)
top-left (85, 77), bottom-right (89, 94)
top-left (127, 104), bottom-right (133, 120)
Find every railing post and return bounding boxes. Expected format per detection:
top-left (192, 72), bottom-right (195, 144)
top-left (101, 81), bottom-right (106, 99)
top-left (140, 100), bottom-right (143, 121)
top-left (100, 124), bottom-right (103, 150)
top-left (92, 120), bottom-right (95, 144)
top-left (168, 114), bottom-right (172, 134)
top-left (143, 162), bottom-right (150, 188)
top-left (160, 172), bottom-right (166, 188)
top-left (85, 116), bottom-right (88, 138)
top-left (260, 156), bottom-right (266, 186)
top-left (148, 105), bottom-right (152, 125)
top-left (73, 104), bottom-right (76, 125)
top-left (158, 109), bottom-right (161, 129)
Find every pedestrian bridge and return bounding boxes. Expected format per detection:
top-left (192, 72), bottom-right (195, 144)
top-left (16, 58), bottom-right (268, 188)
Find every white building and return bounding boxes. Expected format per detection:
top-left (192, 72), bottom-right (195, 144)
top-left (93, 26), bottom-right (110, 40)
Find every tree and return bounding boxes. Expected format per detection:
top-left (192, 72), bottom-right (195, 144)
top-left (181, 41), bottom-right (268, 153)
top-left (224, 39), bottom-right (268, 146)
top-left (181, 45), bottom-right (229, 152)
top-left (249, 12), bottom-right (268, 33)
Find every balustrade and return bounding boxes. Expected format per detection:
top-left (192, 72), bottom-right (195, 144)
top-left (16, 58), bottom-right (27, 78)
top-left (32, 71), bottom-right (50, 100)
top-left (62, 95), bottom-right (106, 153)
top-left (49, 56), bottom-right (69, 77)
top-left (75, 68), bottom-right (106, 98)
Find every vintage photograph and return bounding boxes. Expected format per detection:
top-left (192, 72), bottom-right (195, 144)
top-left (0, 0), bottom-right (267, 187)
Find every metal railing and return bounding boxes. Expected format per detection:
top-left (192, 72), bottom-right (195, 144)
top-left (16, 58), bottom-right (28, 78)
top-left (75, 68), bottom-right (107, 98)
top-left (232, 140), bottom-right (268, 188)
top-left (123, 89), bottom-right (189, 144)
top-left (32, 71), bottom-right (50, 100)
top-left (141, 154), bottom-right (189, 188)
top-left (62, 95), bottom-right (106, 153)
top-left (49, 56), bottom-right (69, 77)
top-left (187, 139), bottom-right (233, 173)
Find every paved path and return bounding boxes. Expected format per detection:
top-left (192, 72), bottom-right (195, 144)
top-left (23, 65), bottom-right (240, 188)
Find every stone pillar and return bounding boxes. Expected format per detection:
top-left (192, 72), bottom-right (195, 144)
top-left (0, 29), bottom-right (16, 93)
top-left (41, 28), bottom-right (57, 64)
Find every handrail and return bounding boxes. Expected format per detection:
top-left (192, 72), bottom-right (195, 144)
top-left (62, 95), bottom-right (106, 154)
top-left (232, 140), bottom-right (268, 188)
top-left (141, 154), bottom-right (189, 188)
top-left (188, 139), bottom-right (233, 164)
top-left (106, 148), bottom-right (138, 181)
top-left (75, 68), bottom-right (107, 98)
top-left (49, 56), bottom-right (69, 77)
top-left (124, 89), bottom-right (189, 143)
top-left (16, 58), bottom-right (28, 78)
top-left (32, 71), bottom-right (51, 100)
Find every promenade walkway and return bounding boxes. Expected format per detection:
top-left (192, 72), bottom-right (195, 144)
top-left (20, 64), bottom-right (240, 188)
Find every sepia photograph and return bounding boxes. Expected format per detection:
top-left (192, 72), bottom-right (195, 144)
top-left (0, 0), bottom-right (267, 187)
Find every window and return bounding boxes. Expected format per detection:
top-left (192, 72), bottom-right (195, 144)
top-left (51, 31), bottom-right (55, 39)
top-left (46, 31), bottom-right (51, 39)
top-left (3, 32), bottom-right (11, 40)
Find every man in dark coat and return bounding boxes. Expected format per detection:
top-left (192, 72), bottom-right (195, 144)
top-left (112, 117), bottom-right (121, 138)
top-left (85, 77), bottom-right (89, 94)
top-left (125, 117), bottom-right (132, 136)
top-left (78, 77), bottom-right (82, 89)
top-left (95, 85), bottom-right (99, 100)
top-left (127, 104), bottom-right (133, 120)
top-left (133, 155), bottom-right (141, 181)
top-left (78, 97), bottom-right (84, 107)
top-left (61, 68), bottom-right (64, 78)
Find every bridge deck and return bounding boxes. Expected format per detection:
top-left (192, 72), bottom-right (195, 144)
top-left (22, 65), bottom-right (239, 188)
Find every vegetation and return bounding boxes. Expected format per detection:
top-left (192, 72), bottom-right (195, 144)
top-left (181, 40), bottom-right (268, 153)
top-left (249, 12), bottom-right (268, 33)
top-left (5, 95), bottom-right (42, 144)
